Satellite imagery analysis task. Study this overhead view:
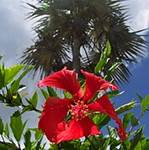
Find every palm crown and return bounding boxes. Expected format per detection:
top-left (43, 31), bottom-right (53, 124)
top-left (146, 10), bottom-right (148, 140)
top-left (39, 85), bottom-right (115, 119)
top-left (22, 0), bottom-right (146, 83)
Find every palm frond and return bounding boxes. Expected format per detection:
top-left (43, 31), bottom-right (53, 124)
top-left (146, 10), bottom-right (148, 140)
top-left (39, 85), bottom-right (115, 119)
top-left (21, 0), bottom-right (146, 84)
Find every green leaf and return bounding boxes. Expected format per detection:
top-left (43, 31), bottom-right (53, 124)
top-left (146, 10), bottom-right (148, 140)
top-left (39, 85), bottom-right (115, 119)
top-left (123, 112), bottom-right (133, 129)
top-left (35, 129), bottom-right (43, 140)
top-left (0, 64), bottom-right (5, 88)
top-left (140, 95), bottom-right (149, 113)
top-left (30, 128), bottom-right (43, 140)
top-left (40, 87), bottom-right (57, 99)
top-left (24, 130), bottom-right (32, 150)
top-left (47, 87), bottom-right (57, 97)
top-left (103, 138), bottom-right (110, 150)
top-left (104, 62), bottom-right (121, 80)
top-left (80, 141), bottom-right (90, 150)
top-left (4, 64), bottom-right (24, 85)
top-left (40, 89), bottom-right (49, 99)
top-left (30, 92), bottom-right (38, 108)
top-left (10, 66), bottom-right (32, 94)
top-left (123, 112), bottom-right (139, 129)
top-left (64, 91), bottom-right (73, 99)
top-left (107, 90), bottom-right (124, 99)
top-left (10, 111), bottom-right (26, 141)
top-left (143, 140), bottom-right (149, 150)
top-left (0, 142), bottom-right (18, 150)
top-left (116, 101), bottom-right (136, 114)
top-left (0, 117), bottom-right (4, 134)
top-left (134, 142), bottom-right (141, 150)
top-left (107, 126), bottom-right (118, 139)
top-left (94, 40), bottom-right (111, 73)
top-left (4, 123), bottom-right (9, 138)
top-left (131, 115), bottom-right (139, 127)
top-left (130, 127), bottom-right (143, 150)
top-left (93, 113), bottom-right (110, 127)
top-left (50, 144), bottom-right (59, 150)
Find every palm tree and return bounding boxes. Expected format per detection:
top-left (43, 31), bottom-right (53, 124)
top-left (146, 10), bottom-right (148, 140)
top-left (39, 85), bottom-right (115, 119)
top-left (22, 0), bottom-right (146, 83)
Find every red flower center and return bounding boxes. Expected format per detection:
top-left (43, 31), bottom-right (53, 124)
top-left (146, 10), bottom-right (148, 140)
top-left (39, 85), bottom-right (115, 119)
top-left (70, 100), bottom-right (89, 121)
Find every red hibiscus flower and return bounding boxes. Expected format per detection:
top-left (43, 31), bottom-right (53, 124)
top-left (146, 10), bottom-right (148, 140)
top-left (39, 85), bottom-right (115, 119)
top-left (38, 67), bottom-right (127, 144)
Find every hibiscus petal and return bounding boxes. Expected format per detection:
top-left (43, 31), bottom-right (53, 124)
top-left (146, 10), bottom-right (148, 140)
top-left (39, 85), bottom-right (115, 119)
top-left (81, 70), bottom-right (118, 102)
top-left (38, 67), bottom-right (81, 96)
top-left (38, 97), bottom-right (70, 143)
top-left (56, 117), bottom-right (100, 143)
top-left (88, 96), bottom-right (127, 141)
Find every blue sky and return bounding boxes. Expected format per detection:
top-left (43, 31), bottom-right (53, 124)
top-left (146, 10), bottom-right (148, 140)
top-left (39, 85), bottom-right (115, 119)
top-left (0, 0), bottom-right (149, 137)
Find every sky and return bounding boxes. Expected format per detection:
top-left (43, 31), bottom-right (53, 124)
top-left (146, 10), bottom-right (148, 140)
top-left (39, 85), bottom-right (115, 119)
top-left (0, 0), bottom-right (149, 137)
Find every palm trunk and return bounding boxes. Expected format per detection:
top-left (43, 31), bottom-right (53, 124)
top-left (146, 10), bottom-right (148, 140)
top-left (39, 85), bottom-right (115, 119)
top-left (72, 36), bottom-right (80, 73)
top-left (72, 0), bottom-right (80, 73)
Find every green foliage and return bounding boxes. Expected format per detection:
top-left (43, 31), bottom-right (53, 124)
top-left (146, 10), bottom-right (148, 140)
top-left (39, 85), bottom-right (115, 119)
top-left (0, 142), bottom-right (18, 150)
top-left (10, 111), bottom-right (26, 142)
top-left (123, 112), bottom-right (139, 129)
top-left (116, 101), bottom-right (136, 114)
top-left (22, 0), bottom-right (145, 84)
top-left (40, 87), bottom-right (57, 99)
top-left (0, 64), bottom-right (32, 107)
top-left (0, 117), bottom-right (4, 134)
top-left (0, 64), bottom-right (23, 89)
top-left (4, 65), bottom-right (24, 86)
top-left (92, 101), bottom-right (137, 129)
top-left (138, 95), bottom-right (149, 114)
top-left (0, 63), bottom-right (149, 149)
top-left (9, 66), bottom-right (32, 94)
top-left (4, 123), bottom-right (9, 138)
top-left (130, 128), bottom-right (143, 150)
top-left (24, 130), bottom-right (32, 150)
top-left (95, 40), bottom-right (111, 74)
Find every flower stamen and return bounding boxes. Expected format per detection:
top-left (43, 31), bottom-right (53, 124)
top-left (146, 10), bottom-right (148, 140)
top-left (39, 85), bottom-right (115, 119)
top-left (69, 100), bottom-right (89, 121)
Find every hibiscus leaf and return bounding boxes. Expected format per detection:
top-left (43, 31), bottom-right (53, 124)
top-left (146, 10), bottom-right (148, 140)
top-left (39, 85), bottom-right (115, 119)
top-left (131, 115), bottom-right (139, 127)
top-left (10, 111), bottom-right (26, 142)
top-left (0, 64), bottom-right (5, 89)
top-left (49, 144), bottom-right (59, 150)
top-left (94, 40), bottom-right (111, 73)
top-left (40, 87), bottom-right (57, 99)
top-left (102, 138), bottom-right (110, 150)
top-left (80, 141), bottom-right (91, 150)
top-left (107, 126), bottom-right (118, 139)
top-left (60, 141), bottom-right (81, 150)
top-left (139, 95), bottom-right (149, 114)
top-left (24, 130), bottom-right (32, 150)
top-left (40, 89), bottom-right (49, 99)
top-left (0, 117), bottom-right (4, 134)
top-left (30, 128), bottom-right (43, 140)
top-left (47, 87), bottom-right (57, 97)
top-left (4, 64), bottom-right (24, 86)
top-left (64, 91), bottom-right (73, 99)
top-left (0, 142), bottom-right (18, 150)
top-left (30, 92), bottom-right (38, 108)
top-left (92, 113), bottom-right (110, 128)
top-left (3, 123), bottom-right (9, 138)
top-left (10, 66), bottom-right (32, 94)
top-left (123, 112), bottom-right (133, 129)
top-left (116, 101), bottom-right (136, 114)
top-left (130, 127), bottom-right (143, 150)
top-left (143, 140), bottom-right (149, 150)
top-left (107, 90), bottom-right (124, 99)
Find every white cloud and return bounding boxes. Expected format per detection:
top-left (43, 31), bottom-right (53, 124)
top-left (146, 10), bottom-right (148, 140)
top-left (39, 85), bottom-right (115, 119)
top-left (126, 0), bottom-right (149, 30)
top-left (0, 0), bottom-right (34, 66)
